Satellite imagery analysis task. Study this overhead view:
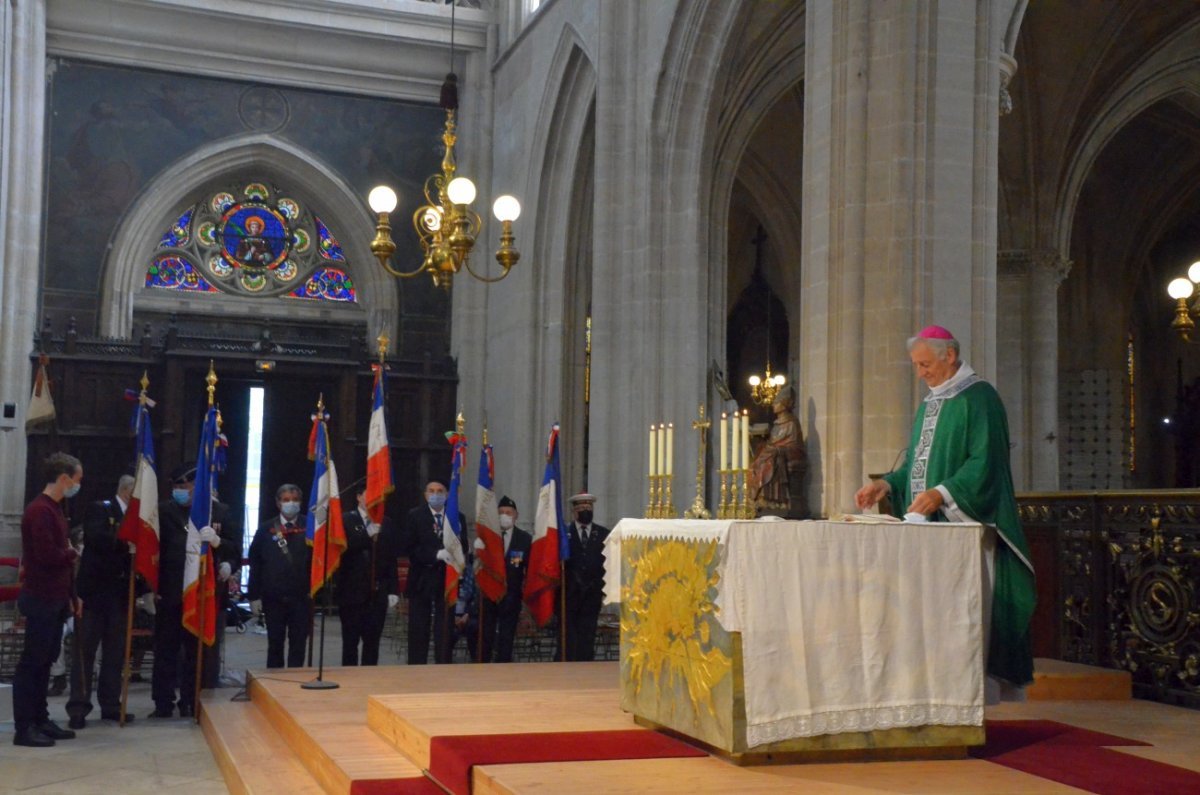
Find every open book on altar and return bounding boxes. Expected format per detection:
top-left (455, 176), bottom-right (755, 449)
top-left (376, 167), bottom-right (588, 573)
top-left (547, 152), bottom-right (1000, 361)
top-left (830, 512), bottom-right (903, 523)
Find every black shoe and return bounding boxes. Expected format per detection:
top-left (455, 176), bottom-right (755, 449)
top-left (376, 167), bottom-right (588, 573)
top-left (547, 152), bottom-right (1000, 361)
top-left (46, 675), bottom-right (67, 697)
top-left (36, 720), bottom-right (75, 740)
top-left (68, 715), bottom-right (86, 730)
top-left (148, 706), bottom-right (174, 718)
top-left (101, 711), bottom-right (134, 722)
top-left (13, 728), bottom-right (55, 748)
top-left (178, 704), bottom-right (194, 718)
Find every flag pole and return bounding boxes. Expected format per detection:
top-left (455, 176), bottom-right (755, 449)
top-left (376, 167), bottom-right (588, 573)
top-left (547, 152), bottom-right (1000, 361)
top-left (193, 362), bottom-right (217, 724)
top-left (120, 371), bottom-right (150, 727)
top-left (476, 424), bottom-right (488, 663)
top-left (304, 394), bottom-right (338, 690)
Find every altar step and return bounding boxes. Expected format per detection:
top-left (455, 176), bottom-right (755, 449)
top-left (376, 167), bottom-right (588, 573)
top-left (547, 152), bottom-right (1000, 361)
top-left (1027, 657), bottom-right (1132, 701)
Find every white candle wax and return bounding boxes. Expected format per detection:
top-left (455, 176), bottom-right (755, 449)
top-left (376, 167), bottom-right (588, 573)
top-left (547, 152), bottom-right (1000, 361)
top-left (741, 410), bottom-right (750, 470)
top-left (666, 423), bottom-right (674, 476)
top-left (649, 424), bottom-right (657, 477)
top-left (720, 413), bottom-right (728, 471)
top-left (730, 412), bottom-right (739, 473)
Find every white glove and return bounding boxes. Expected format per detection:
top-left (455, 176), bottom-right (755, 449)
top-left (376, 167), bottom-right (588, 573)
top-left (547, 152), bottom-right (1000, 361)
top-left (366, 522), bottom-right (381, 539)
top-left (127, 542), bottom-right (137, 554)
top-left (218, 561), bottom-right (232, 581)
top-left (387, 594), bottom-right (399, 610)
top-left (436, 549), bottom-right (452, 564)
top-left (473, 537), bottom-right (485, 551)
top-left (250, 599), bottom-right (263, 617)
top-left (137, 592), bottom-right (157, 616)
top-left (199, 526), bottom-right (220, 547)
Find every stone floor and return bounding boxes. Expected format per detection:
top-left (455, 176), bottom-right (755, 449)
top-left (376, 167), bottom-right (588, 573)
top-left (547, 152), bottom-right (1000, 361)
top-left (2, 614), bottom-right (356, 794)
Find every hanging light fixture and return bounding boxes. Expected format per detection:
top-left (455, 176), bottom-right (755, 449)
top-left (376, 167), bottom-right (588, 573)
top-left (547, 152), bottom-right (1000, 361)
top-left (747, 231), bottom-right (787, 405)
top-left (367, 2), bottom-right (520, 289)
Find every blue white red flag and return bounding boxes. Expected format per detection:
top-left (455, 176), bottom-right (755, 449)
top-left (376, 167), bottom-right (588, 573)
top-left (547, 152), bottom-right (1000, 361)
top-left (182, 406), bottom-right (221, 646)
top-left (307, 411), bottom-right (347, 595)
top-left (524, 424), bottom-right (565, 627)
top-left (117, 402), bottom-right (160, 591)
top-left (442, 432), bottom-right (468, 603)
top-left (474, 444), bottom-right (505, 603)
top-left (365, 364), bottom-right (393, 524)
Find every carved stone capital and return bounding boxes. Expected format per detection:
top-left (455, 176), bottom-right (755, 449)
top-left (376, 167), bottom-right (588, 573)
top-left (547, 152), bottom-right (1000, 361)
top-left (998, 249), bottom-right (1071, 285)
top-left (999, 53), bottom-right (1018, 117)
top-left (1031, 249), bottom-right (1072, 286)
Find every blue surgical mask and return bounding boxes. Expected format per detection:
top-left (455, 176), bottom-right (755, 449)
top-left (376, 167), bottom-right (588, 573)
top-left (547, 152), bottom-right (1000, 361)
top-left (172, 488), bottom-right (191, 506)
top-left (427, 493), bottom-right (447, 510)
top-left (280, 501), bottom-right (301, 519)
top-left (64, 482), bottom-right (81, 499)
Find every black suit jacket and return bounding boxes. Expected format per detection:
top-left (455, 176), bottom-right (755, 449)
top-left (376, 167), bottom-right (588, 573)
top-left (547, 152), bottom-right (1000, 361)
top-left (335, 508), bottom-right (399, 607)
top-left (398, 505), bottom-right (466, 600)
top-left (247, 515), bottom-right (311, 603)
top-left (499, 526), bottom-right (532, 611)
top-left (76, 498), bottom-right (131, 600)
top-left (564, 522), bottom-right (611, 607)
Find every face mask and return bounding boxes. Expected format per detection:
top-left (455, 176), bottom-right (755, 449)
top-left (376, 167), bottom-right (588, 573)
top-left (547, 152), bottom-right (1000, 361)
top-left (499, 514), bottom-right (514, 530)
top-left (427, 493), bottom-right (447, 510)
top-left (172, 488), bottom-right (191, 506)
top-left (576, 510), bottom-right (593, 525)
top-left (280, 501), bottom-right (301, 519)
top-left (64, 482), bottom-right (81, 499)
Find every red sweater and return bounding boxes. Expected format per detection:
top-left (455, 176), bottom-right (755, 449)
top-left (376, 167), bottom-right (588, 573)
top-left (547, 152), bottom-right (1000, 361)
top-left (20, 493), bottom-right (77, 602)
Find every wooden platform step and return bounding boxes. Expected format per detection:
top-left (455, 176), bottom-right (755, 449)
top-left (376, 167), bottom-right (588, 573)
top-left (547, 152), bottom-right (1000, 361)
top-left (366, 688), bottom-right (633, 770)
top-left (201, 698), bottom-right (326, 795)
top-left (1027, 658), bottom-right (1132, 701)
top-left (248, 671), bottom-right (426, 794)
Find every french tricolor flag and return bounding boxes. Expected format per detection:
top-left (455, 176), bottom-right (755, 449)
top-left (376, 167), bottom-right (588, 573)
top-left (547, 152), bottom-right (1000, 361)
top-left (523, 424), bottom-right (565, 627)
top-left (182, 406), bottom-right (221, 646)
top-left (307, 412), bottom-right (347, 595)
top-left (442, 434), bottom-right (468, 603)
top-left (117, 403), bottom-right (160, 592)
top-left (365, 364), bottom-right (393, 524)
top-left (474, 444), bottom-right (506, 603)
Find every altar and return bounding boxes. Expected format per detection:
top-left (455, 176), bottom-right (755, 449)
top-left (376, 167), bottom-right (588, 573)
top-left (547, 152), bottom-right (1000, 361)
top-left (604, 518), bottom-right (988, 762)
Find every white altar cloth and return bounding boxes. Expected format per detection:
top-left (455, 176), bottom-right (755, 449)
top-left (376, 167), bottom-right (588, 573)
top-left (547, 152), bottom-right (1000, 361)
top-left (605, 519), bottom-right (985, 747)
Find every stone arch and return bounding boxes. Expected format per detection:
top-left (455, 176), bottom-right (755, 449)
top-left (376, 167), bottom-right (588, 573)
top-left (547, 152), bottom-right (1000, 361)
top-left (1053, 19), bottom-right (1200, 257)
top-left (525, 26), bottom-right (597, 488)
top-left (98, 133), bottom-right (397, 341)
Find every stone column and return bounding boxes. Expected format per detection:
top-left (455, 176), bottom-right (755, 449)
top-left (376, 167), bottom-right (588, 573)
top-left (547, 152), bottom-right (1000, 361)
top-left (802, 0), bottom-right (1013, 512)
top-left (0, 1), bottom-right (47, 553)
top-left (1028, 250), bottom-right (1070, 490)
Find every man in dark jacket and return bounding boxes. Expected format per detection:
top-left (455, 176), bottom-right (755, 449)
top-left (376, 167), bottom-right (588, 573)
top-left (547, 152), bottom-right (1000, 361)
top-left (150, 465), bottom-right (239, 718)
top-left (13, 452), bottom-right (82, 748)
top-left (335, 485), bottom-right (399, 665)
top-left (247, 483), bottom-right (311, 668)
top-left (478, 495), bottom-right (531, 663)
top-left (561, 493), bottom-right (611, 661)
top-left (67, 475), bottom-right (140, 728)
top-left (398, 481), bottom-right (466, 664)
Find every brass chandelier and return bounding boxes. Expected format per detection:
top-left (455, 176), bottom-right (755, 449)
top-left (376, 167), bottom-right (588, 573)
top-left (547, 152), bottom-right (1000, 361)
top-left (1167, 261), bottom-right (1200, 342)
top-left (367, 6), bottom-right (519, 290)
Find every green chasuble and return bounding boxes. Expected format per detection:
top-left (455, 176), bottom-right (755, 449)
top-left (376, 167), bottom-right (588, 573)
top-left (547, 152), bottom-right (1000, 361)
top-left (882, 376), bottom-right (1035, 686)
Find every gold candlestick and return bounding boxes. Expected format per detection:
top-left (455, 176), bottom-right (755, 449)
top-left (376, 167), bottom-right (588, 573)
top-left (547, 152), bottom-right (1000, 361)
top-left (738, 468), bottom-right (754, 518)
top-left (645, 472), bottom-right (656, 519)
top-left (684, 404), bottom-right (712, 519)
top-left (663, 474), bottom-right (676, 518)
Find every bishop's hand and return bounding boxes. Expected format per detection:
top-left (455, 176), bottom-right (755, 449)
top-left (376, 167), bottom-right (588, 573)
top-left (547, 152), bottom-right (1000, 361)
top-left (854, 479), bottom-right (890, 509)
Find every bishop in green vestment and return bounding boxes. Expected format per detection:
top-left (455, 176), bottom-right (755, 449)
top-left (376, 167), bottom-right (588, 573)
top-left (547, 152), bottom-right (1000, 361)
top-left (855, 325), bottom-right (1035, 688)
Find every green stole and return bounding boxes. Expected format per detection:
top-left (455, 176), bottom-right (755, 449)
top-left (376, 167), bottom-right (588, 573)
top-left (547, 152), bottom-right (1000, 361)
top-left (883, 378), bottom-right (1036, 686)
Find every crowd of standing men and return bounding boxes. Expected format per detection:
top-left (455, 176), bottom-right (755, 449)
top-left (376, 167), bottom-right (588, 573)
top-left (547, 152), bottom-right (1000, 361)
top-left (13, 454), bottom-right (612, 748)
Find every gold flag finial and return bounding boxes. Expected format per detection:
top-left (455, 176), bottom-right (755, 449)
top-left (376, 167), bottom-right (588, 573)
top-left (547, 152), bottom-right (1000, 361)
top-left (205, 361), bottom-right (217, 407)
top-left (317, 392), bottom-right (325, 413)
top-left (139, 370), bottom-right (150, 402)
top-left (456, 411), bottom-right (465, 435)
top-left (482, 412), bottom-right (488, 446)
top-left (377, 333), bottom-right (389, 363)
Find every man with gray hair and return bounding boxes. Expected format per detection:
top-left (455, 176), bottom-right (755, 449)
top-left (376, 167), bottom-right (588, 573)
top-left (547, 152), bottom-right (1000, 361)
top-left (247, 483), bottom-right (311, 668)
top-left (854, 324), bottom-right (1036, 698)
top-left (67, 475), bottom-right (139, 728)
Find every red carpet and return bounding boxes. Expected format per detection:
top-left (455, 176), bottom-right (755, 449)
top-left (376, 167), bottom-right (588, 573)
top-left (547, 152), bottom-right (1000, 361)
top-left (428, 729), bottom-right (707, 795)
top-left (972, 720), bottom-right (1200, 795)
top-left (351, 776), bottom-right (445, 795)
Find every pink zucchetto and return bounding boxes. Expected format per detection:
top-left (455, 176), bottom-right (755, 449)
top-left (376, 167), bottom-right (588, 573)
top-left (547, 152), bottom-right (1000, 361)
top-left (916, 325), bottom-right (955, 340)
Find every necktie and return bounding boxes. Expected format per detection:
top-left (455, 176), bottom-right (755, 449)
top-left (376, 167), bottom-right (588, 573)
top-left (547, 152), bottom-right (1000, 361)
top-left (503, 528), bottom-right (510, 553)
top-left (435, 513), bottom-right (444, 536)
top-left (581, 525), bottom-right (589, 543)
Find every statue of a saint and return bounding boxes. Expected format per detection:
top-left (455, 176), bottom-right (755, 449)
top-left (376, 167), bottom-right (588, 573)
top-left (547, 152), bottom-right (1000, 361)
top-left (748, 386), bottom-right (808, 518)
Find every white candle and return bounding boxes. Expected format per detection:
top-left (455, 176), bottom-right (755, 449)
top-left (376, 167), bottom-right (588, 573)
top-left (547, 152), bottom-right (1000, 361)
top-left (741, 410), bottom-right (750, 470)
top-left (649, 424), bottom-right (657, 477)
top-left (724, 410), bottom-right (734, 473)
top-left (657, 423), bottom-right (666, 477)
top-left (719, 413), bottom-right (728, 471)
top-left (666, 423), bottom-right (674, 476)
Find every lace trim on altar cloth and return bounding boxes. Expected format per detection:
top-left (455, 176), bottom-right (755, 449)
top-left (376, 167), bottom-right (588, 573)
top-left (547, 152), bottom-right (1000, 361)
top-left (745, 702), bottom-right (984, 748)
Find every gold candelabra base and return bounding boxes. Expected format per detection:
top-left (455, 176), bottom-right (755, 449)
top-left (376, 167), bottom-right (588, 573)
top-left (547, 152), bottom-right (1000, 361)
top-left (644, 474), bottom-right (677, 518)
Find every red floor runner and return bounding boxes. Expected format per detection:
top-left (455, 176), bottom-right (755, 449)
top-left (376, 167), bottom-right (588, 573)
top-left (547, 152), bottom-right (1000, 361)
top-left (972, 720), bottom-right (1200, 795)
top-left (351, 776), bottom-right (445, 795)
top-left (429, 728), bottom-right (707, 795)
